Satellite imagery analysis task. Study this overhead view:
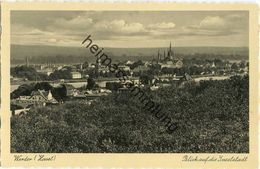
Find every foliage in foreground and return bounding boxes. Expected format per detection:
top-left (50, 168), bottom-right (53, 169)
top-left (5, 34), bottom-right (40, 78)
top-left (11, 75), bottom-right (249, 153)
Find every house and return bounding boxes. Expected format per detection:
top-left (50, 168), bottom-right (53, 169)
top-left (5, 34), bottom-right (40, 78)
top-left (118, 65), bottom-right (131, 72)
top-left (30, 90), bottom-right (58, 104)
top-left (180, 73), bottom-right (193, 81)
top-left (179, 73), bottom-right (196, 87)
top-left (144, 61), bottom-right (151, 67)
top-left (132, 65), bottom-right (149, 73)
top-left (11, 90), bottom-right (59, 115)
top-left (125, 60), bottom-right (133, 65)
top-left (64, 84), bottom-right (79, 97)
top-left (57, 66), bottom-right (63, 70)
top-left (98, 66), bottom-right (110, 73)
top-left (37, 68), bottom-right (53, 76)
top-left (160, 59), bottom-right (183, 69)
top-left (33, 64), bottom-right (45, 70)
top-left (12, 90), bottom-right (58, 108)
top-left (211, 62), bottom-right (216, 68)
top-left (76, 64), bottom-right (83, 70)
top-left (70, 72), bottom-right (82, 79)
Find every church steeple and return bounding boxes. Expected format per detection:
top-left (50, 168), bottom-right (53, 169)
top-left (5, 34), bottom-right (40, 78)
top-left (167, 42), bottom-right (174, 60)
top-left (169, 42), bottom-right (172, 54)
top-left (170, 42), bottom-right (174, 60)
top-left (157, 49), bottom-right (160, 62)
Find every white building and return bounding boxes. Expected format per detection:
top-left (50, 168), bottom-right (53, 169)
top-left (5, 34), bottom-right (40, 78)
top-left (37, 68), bottom-right (53, 76)
top-left (70, 72), bottom-right (82, 79)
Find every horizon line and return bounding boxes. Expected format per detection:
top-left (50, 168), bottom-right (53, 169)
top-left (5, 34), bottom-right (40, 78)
top-left (11, 44), bottom-right (249, 48)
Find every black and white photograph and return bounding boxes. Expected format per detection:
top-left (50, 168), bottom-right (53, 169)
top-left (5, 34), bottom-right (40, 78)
top-left (10, 10), bottom-right (250, 153)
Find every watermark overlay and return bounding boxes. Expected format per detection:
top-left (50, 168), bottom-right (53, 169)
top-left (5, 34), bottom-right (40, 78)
top-left (82, 35), bottom-right (178, 134)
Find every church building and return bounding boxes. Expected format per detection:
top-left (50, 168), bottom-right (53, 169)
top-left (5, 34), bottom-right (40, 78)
top-left (157, 42), bottom-right (183, 69)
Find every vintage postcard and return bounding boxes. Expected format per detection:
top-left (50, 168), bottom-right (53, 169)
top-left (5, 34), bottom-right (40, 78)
top-left (1, 2), bottom-right (258, 168)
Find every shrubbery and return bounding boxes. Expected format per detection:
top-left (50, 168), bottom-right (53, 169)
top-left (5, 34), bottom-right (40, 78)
top-left (11, 75), bottom-right (249, 153)
top-left (11, 66), bottom-right (48, 81)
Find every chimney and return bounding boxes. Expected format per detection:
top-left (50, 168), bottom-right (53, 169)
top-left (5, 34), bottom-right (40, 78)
top-left (26, 57), bottom-right (29, 67)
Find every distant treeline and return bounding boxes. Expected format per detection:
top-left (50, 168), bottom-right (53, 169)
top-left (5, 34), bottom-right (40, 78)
top-left (11, 53), bottom-right (249, 65)
top-left (11, 66), bottom-right (74, 81)
top-left (11, 44), bottom-right (248, 65)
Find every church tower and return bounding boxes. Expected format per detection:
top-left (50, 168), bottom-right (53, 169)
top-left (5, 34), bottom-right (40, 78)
top-left (167, 42), bottom-right (174, 60)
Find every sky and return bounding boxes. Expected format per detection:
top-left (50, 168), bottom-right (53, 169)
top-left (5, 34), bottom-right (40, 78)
top-left (11, 11), bottom-right (249, 48)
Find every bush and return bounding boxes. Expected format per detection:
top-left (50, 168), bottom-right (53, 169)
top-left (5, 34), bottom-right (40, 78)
top-left (11, 75), bottom-right (249, 153)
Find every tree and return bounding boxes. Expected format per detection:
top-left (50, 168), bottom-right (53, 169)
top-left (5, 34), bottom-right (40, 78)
top-left (148, 64), bottom-right (161, 75)
top-left (11, 65), bottom-right (48, 81)
top-left (86, 78), bottom-right (96, 90)
top-left (130, 60), bottom-right (144, 70)
top-left (239, 61), bottom-right (246, 68)
top-left (189, 66), bottom-right (203, 75)
top-left (49, 69), bottom-right (72, 80)
top-left (82, 61), bottom-right (89, 69)
top-left (11, 75), bottom-right (249, 153)
top-left (11, 83), bottom-right (35, 99)
top-left (106, 82), bottom-right (123, 91)
top-left (231, 63), bottom-right (238, 70)
top-left (52, 84), bottom-right (67, 102)
top-left (140, 73), bottom-right (153, 85)
top-left (34, 82), bottom-right (53, 91)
